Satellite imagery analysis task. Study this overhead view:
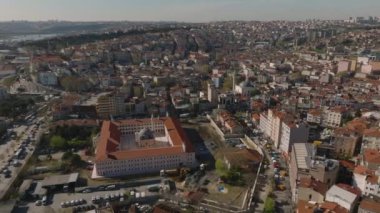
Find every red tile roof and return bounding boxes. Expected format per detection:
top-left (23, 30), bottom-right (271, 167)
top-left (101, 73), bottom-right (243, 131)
top-left (360, 199), bottom-right (380, 213)
top-left (364, 149), bottom-right (380, 164)
top-left (363, 128), bottom-right (380, 138)
top-left (336, 183), bottom-right (361, 196)
top-left (95, 117), bottom-right (193, 162)
top-left (298, 177), bottom-right (329, 196)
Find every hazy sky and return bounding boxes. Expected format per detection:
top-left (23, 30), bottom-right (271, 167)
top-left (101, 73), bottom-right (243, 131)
top-left (0, 0), bottom-right (379, 22)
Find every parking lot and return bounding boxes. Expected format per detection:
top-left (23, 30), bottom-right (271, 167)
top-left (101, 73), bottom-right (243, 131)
top-left (16, 181), bottom-right (161, 213)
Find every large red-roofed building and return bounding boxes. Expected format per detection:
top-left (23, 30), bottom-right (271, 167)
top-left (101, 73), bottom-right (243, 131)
top-left (94, 117), bottom-right (197, 177)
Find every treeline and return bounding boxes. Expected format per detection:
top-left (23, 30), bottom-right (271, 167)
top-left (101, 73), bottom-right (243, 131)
top-left (22, 27), bottom-right (184, 50)
top-left (44, 125), bottom-right (99, 151)
top-left (0, 96), bottom-right (35, 118)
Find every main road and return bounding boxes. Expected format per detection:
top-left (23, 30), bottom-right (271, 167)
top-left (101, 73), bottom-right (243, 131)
top-left (0, 115), bottom-right (48, 200)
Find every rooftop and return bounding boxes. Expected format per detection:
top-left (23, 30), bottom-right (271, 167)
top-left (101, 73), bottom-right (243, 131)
top-left (41, 173), bottom-right (79, 187)
top-left (96, 117), bottom-right (194, 162)
top-left (359, 198), bottom-right (380, 213)
top-left (293, 143), bottom-right (314, 170)
top-left (326, 184), bottom-right (358, 205)
top-left (364, 148), bottom-right (380, 164)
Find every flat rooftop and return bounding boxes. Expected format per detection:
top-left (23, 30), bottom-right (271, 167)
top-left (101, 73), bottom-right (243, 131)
top-left (293, 143), bottom-right (313, 170)
top-left (81, 92), bottom-right (110, 106)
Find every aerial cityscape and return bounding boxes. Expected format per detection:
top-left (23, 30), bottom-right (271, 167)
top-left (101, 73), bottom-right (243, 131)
top-left (0, 1), bottom-right (380, 213)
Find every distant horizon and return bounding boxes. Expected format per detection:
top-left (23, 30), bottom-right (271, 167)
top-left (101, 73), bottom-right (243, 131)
top-left (1, 0), bottom-right (380, 22)
top-left (0, 16), bottom-right (375, 24)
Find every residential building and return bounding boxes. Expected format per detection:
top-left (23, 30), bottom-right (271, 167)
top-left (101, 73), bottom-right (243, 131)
top-left (337, 60), bottom-right (351, 73)
top-left (358, 198), bottom-right (380, 213)
top-left (322, 107), bottom-right (347, 128)
top-left (96, 93), bottom-right (126, 119)
top-left (307, 109), bottom-right (322, 124)
top-left (297, 200), bottom-right (349, 213)
top-left (0, 64), bottom-right (16, 77)
top-left (0, 87), bottom-right (9, 100)
top-left (222, 148), bottom-right (262, 172)
top-left (234, 79), bottom-right (255, 96)
top-left (279, 121), bottom-right (309, 155)
top-left (297, 177), bottom-right (328, 203)
top-left (332, 127), bottom-right (361, 158)
top-left (207, 82), bottom-right (218, 104)
top-left (38, 71), bottom-right (58, 86)
top-left (259, 109), bottom-right (285, 149)
top-left (94, 117), bottom-right (197, 177)
top-left (216, 110), bottom-right (244, 134)
top-left (290, 143), bottom-right (339, 202)
top-left (363, 149), bottom-right (380, 170)
top-left (353, 165), bottom-right (380, 197)
top-left (325, 184), bottom-right (360, 212)
top-left (260, 109), bottom-right (308, 153)
top-left (362, 129), bottom-right (380, 150)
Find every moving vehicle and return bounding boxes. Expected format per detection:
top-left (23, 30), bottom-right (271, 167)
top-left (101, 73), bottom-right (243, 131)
top-left (42, 196), bottom-right (48, 205)
top-left (105, 184), bottom-right (117, 190)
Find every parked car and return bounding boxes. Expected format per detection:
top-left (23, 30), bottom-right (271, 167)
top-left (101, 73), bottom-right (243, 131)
top-left (105, 184), bottom-right (117, 190)
top-left (82, 189), bottom-right (92, 193)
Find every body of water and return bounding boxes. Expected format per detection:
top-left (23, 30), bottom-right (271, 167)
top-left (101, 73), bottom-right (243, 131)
top-left (0, 34), bottom-right (59, 44)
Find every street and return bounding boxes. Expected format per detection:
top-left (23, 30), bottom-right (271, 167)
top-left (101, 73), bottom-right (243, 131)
top-left (0, 116), bottom-right (46, 200)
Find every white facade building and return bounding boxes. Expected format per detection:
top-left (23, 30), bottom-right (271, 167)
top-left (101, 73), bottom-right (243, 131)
top-left (322, 107), bottom-right (345, 128)
top-left (279, 122), bottom-right (309, 154)
top-left (325, 185), bottom-right (359, 212)
top-left (260, 109), bottom-right (308, 151)
top-left (353, 166), bottom-right (380, 198)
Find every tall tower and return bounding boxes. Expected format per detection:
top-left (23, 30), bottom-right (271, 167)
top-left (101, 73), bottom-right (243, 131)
top-left (232, 70), bottom-right (236, 95)
top-left (29, 53), bottom-right (34, 73)
top-left (207, 82), bottom-right (217, 104)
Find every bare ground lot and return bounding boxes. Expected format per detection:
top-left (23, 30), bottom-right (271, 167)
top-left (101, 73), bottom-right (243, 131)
top-left (181, 123), bottom-right (256, 208)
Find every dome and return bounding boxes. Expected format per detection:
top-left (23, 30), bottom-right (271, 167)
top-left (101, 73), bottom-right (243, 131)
top-left (137, 128), bottom-right (154, 140)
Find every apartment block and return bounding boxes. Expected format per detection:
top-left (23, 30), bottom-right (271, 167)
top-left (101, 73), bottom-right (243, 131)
top-left (96, 93), bottom-right (126, 119)
top-left (290, 143), bottom-right (339, 202)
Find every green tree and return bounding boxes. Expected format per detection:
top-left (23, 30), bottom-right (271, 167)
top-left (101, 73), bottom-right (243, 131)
top-left (264, 197), bottom-right (275, 213)
top-left (215, 159), bottom-right (227, 176)
top-left (50, 135), bottom-right (67, 150)
top-left (223, 76), bottom-right (233, 92)
top-left (250, 89), bottom-right (261, 97)
top-left (61, 151), bottom-right (83, 172)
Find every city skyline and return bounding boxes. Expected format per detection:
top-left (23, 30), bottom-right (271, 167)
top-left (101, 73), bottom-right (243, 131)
top-left (0, 0), bottom-right (379, 22)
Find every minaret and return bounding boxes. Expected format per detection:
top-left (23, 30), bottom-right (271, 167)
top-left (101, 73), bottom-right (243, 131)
top-left (29, 53), bottom-right (34, 73)
top-left (151, 113), bottom-right (154, 130)
top-left (232, 70), bottom-right (236, 95)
